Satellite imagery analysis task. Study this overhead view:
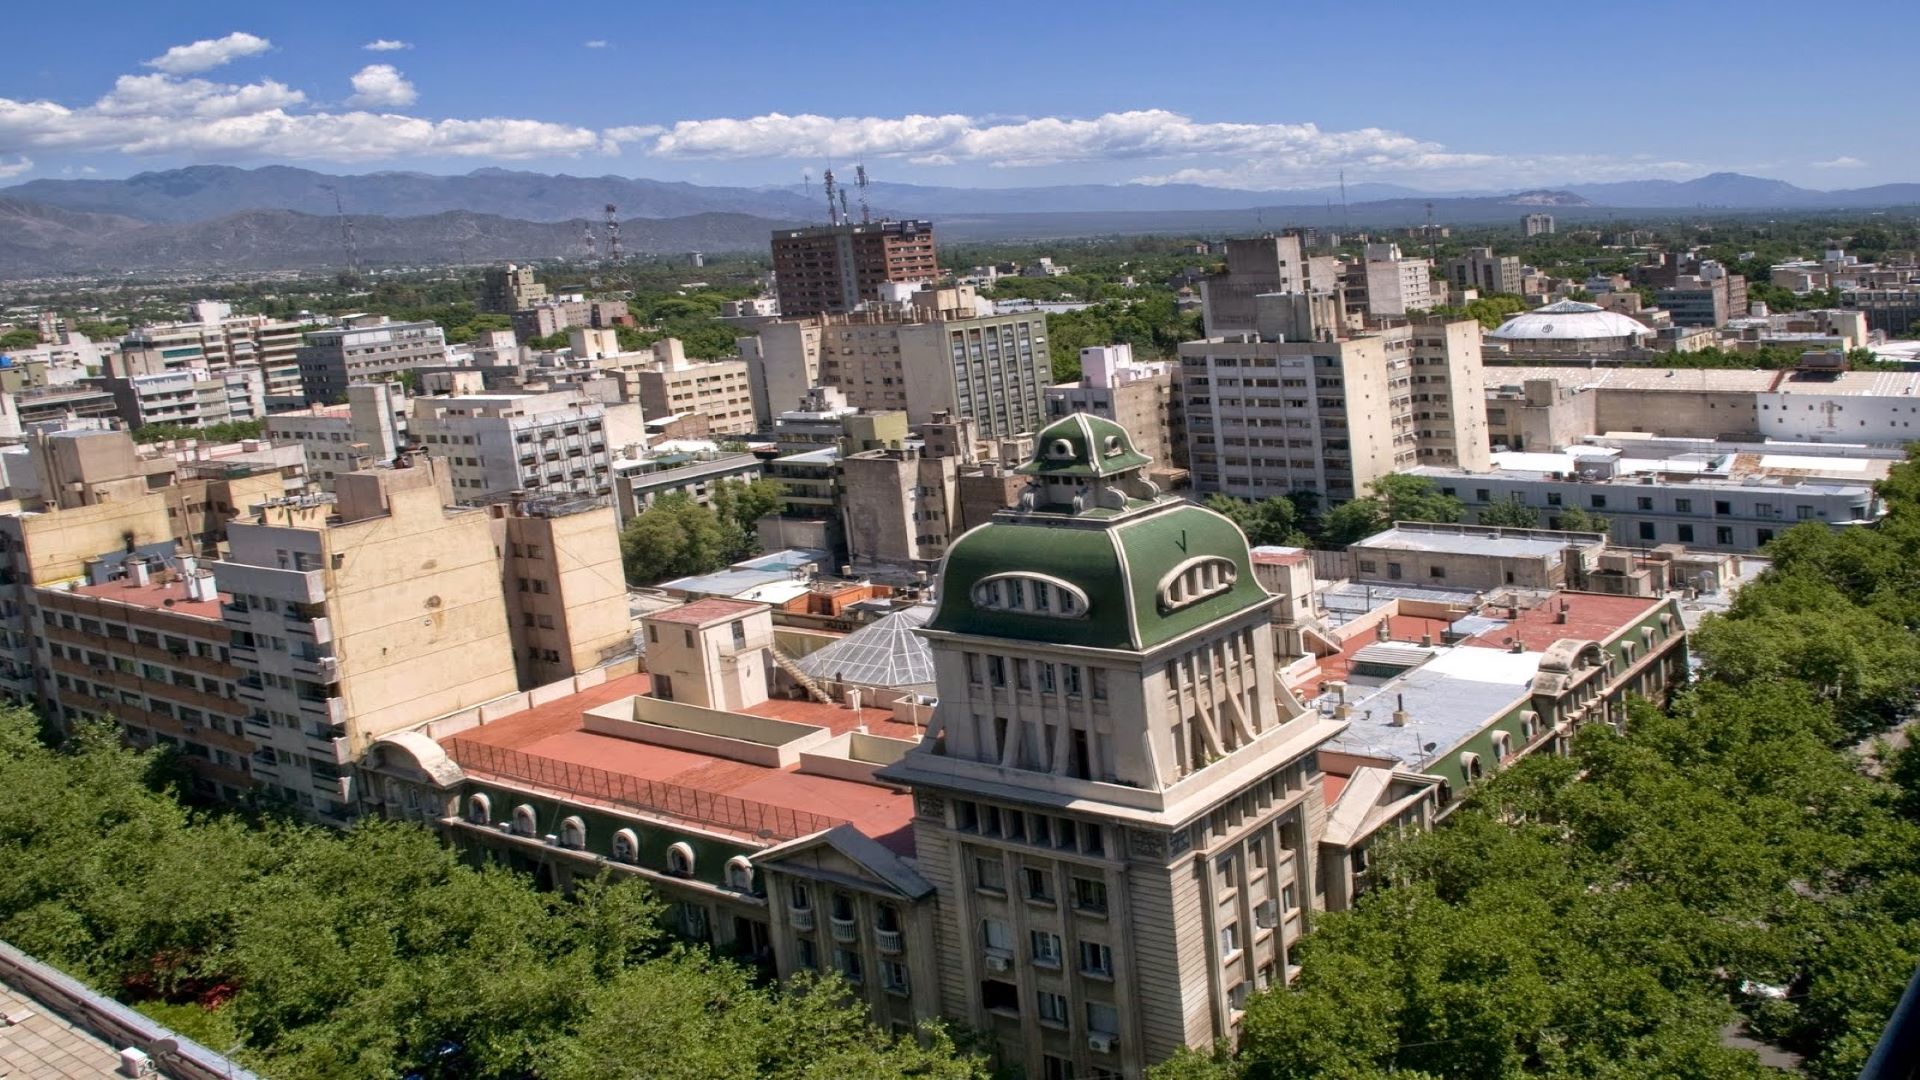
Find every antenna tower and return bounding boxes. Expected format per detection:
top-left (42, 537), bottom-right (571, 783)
top-left (855, 163), bottom-right (871, 224)
top-left (583, 221), bottom-right (597, 262)
top-left (324, 185), bottom-right (359, 273)
top-left (822, 167), bottom-right (839, 225)
top-left (1339, 168), bottom-right (1350, 230)
top-left (838, 188), bottom-right (850, 223)
top-left (604, 204), bottom-right (621, 262)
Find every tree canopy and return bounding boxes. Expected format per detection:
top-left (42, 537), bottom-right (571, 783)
top-left (0, 706), bottom-right (987, 1080)
top-left (1476, 495), bottom-right (1540, 529)
top-left (1153, 447), bottom-right (1920, 1080)
top-left (131, 419), bottom-right (265, 445)
top-left (1204, 494), bottom-right (1309, 548)
top-left (618, 479), bottom-right (783, 586)
top-left (1320, 475), bottom-right (1465, 547)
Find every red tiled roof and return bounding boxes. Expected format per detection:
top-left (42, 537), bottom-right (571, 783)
top-left (646, 598), bottom-right (769, 626)
top-left (1253, 549), bottom-right (1312, 567)
top-left (1464, 592), bottom-right (1660, 653)
top-left (444, 675), bottom-right (920, 854)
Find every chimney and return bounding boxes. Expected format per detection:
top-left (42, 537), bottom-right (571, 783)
top-left (126, 557), bottom-right (151, 587)
top-left (1391, 693), bottom-right (1409, 727)
top-left (1555, 607), bottom-right (1568, 624)
top-left (1375, 619), bottom-right (1391, 642)
top-left (1420, 632), bottom-right (1434, 648)
top-left (1509, 640), bottom-right (1525, 654)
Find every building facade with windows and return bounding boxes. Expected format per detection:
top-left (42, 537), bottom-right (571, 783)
top-left (771, 220), bottom-right (939, 317)
top-left (408, 389), bottom-right (641, 501)
top-left (295, 316), bottom-right (448, 404)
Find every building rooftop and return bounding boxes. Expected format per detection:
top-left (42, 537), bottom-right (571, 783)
top-left (795, 605), bottom-right (936, 690)
top-left (1414, 448), bottom-right (1884, 495)
top-left (1486, 364), bottom-right (1920, 398)
top-left (646, 597), bottom-right (768, 626)
top-left (1351, 522), bottom-right (1603, 560)
top-left (443, 672), bottom-right (922, 854)
top-left (65, 575), bottom-right (226, 621)
top-left (1327, 646), bottom-right (1541, 769)
top-left (1487, 300), bottom-right (1653, 342)
top-left (1250, 544), bottom-right (1313, 567)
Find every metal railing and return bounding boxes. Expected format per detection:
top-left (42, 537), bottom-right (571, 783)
top-left (445, 738), bottom-right (847, 842)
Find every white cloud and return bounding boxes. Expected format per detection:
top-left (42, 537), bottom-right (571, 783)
top-left (363, 39), bottom-right (412, 51)
top-left (1811, 155), bottom-right (1867, 169)
top-left (0, 155), bottom-right (31, 179)
top-left (347, 64), bottom-right (417, 108)
top-left (143, 32), bottom-right (272, 75)
top-left (0, 69), bottom-right (599, 161)
top-left (584, 40), bottom-right (610, 48)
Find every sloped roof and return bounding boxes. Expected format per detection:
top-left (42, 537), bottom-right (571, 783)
top-left (796, 605), bottom-right (937, 689)
top-left (1017, 412), bottom-right (1154, 478)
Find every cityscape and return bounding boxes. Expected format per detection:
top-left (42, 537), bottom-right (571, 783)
top-left (3, 4), bottom-right (1920, 1079)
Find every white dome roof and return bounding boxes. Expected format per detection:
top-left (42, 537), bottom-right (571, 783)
top-left (1488, 300), bottom-right (1652, 342)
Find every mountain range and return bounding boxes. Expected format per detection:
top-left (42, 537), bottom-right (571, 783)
top-left (4, 165), bottom-right (1918, 277)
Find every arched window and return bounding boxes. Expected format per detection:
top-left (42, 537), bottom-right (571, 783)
top-left (466, 793), bottom-right (491, 825)
top-left (725, 856), bottom-right (755, 893)
top-left (1157, 556), bottom-right (1238, 613)
top-left (511, 803), bottom-right (538, 837)
top-left (559, 815), bottom-right (587, 850)
top-left (611, 828), bottom-right (639, 863)
top-left (1460, 752), bottom-right (1483, 782)
top-left (971, 573), bottom-right (1088, 619)
top-left (666, 841), bottom-right (696, 877)
top-left (1046, 437), bottom-right (1075, 461)
top-left (1491, 731), bottom-right (1514, 764)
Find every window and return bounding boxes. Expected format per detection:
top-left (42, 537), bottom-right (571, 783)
top-left (1678, 524), bottom-right (1695, 543)
top-left (1037, 990), bottom-right (1070, 1026)
top-left (835, 948), bottom-right (863, 983)
top-left (1023, 865), bottom-right (1055, 903)
top-left (511, 804), bottom-right (537, 836)
top-left (981, 979), bottom-right (1019, 1013)
top-left (789, 881), bottom-right (813, 912)
top-left (1079, 939), bottom-right (1113, 977)
top-left (726, 856), bottom-right (756, 892)
top-left (466, 793), bottom-right (491, 824)
top-left (797, 938), bottom-right (818, 970)
top-left (972, 573), bottom-right (1088, 618)
top-left (1087, 1001), bottom-right (1121, 1036)
top-left (1031, 930), bottom-right (1063, 967)
top-left (1675, 498), bottom-right (1693, 513)
top-left (666, 841), bottom-right (695, 877)
top-left (1220, 923), bottom-right (1241, 957)
top-left (1589, 495), bottom-right (1607, 510)
top-left (1073, 876), bottom-right (1109, 914)
top-left (1547, 492), bottom-right (1563, 507)
top-left (1716, 526), bottom-right (1734, 545)
top-left (612, 828), bottom-right (639, 863)
top-left (1043, 1055), bottom-right (1074, 1080)
top-left (558, 815), bottom-right (586, 849)
top-left (1636, 496), bottom-right (1654, 511)
top-left (975, 856), bottom-right (1006, 893)
top-left (1158, 556), bottom-right (1239, 613)
top-left (881, 959), bottom-right (909, 994)
top-left (982, 918), bottom-right (1014, 953)
top-left (1638, 521), bottom-right (1656, 541)
top-left (1714, 500), bottom-right (1732, 516)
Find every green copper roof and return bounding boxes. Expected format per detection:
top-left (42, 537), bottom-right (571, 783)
top-left (1017, 413), bottom-right (1155, 479)
top-left (928, 503), bottom-right (1270, 651)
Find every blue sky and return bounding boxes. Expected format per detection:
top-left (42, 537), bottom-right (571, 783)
top-left (1, 0), bottom-right (1911, 191)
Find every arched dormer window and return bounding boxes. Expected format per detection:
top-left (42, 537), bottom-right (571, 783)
top-left (726, 856), bottom-right (756, 893)
top-left (511, 803), bottom-right (538, 837)
top-left (1460, 752), bottom-right (1484, 782)
top-left (466, 793), bottom-right (491, 825)
top-left (1102, 434), bottom-right (1124, 457)
top-left (611, 828), bottom-right (639, 863)
top-left (1046, 438), bottom-right (1076, 461)
top-left (666, 841), bottom-right (696, 877)
top-left (972, 573), bottom-right (1088, 618)
top-left (1157, 556), bottom-right (1238, 613)
top-left (1491, 731), bottom-right (1514, 763)
top-left (559, 815), bottom-right (587, 850)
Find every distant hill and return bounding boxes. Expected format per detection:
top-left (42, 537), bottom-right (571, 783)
top-left (2, 164), bottom-right (822, 224)
top-left (0, 202), bottom-right (792, 277)
top-left (1563, 171), bottom-right (1920, 209)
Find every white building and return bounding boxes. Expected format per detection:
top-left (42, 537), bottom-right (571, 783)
top-left (264, 383), bottom-right (410, 491)
top-left (409, 389), bottom-right (644, 501)
top-left (97, 366), bottom-right (265, 429)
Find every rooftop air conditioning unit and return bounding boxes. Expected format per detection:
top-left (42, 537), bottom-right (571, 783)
top-left (118, 1047), bottom-right (155, 1077)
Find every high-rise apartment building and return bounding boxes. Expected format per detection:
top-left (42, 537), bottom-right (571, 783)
top-left (1045, 344), bottom-right (1182, 476)
top-left (1346, 243), bottom-right (1432, 318)
top-left (1450, 246), bottom-right (1523, 295)
top-left (295, 316), bottom-right (448, 404)
top-left (1178, 293), bottom-right (1488, 503)
top-left (629, 338), bottom-right (757, 436)
top-left (882, 415), bottom-right (1345, 1075)
top-left (264, 383), bottom-right (410, 491)
top-left (490, 495), bottom-right (633, 688)
top-left (214, 457), bottom-right (521, 818)
top-left (1522, 213), bottom-right (1556, 236)
top-left (480, 264), bottom-right (550, 314)
top-left (1200, 235), bottom-right (1307, 337)
top-left (771, 220), bottom-right (939, 317)
top-left (120, 308), bottom-right (307, 410)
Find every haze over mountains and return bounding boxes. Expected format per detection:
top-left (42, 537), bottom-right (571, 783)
top-left (4, 165), bottom-right (1919, 277)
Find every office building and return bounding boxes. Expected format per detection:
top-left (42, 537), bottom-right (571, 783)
top-left (409, 388), bottom-right (642, 500)
top-left (490, 495), bottom-right (633, 687)
top-left (1179, 293), bottom-right (1489, 503)
top-left (838, 412), bottom-right (980, 579)
top-left (1045, 344), bottom-right (1182, 478)
top-left (1450, 247), bottom-right (1523, 296)
top-left (1841, 286), bottom-right (1920, 336)
top-left (1522, 213), bottom-right (1555, 236)
top-left (295, 316), bottom-right (448, 403)
top-left (1346, 243), bottom-right (1432, 318)
top-left (264, 383), bottom-right (410, 491)
top-left (94, 366), bottom-right (265, 430)
top-left (1201, 235), bottom-right (1326, 336)
top-left (771, 219), bottom-right (939, 317)
top-left (738, 319), bottom-right (824, 427)
top-left (612, 448), bottom-right (764, 523)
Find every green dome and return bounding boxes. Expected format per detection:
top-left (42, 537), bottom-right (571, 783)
top-left (929, 502), bottom-right (1270, 652)
top-left (1018, 413), bottom-right (1155, 480)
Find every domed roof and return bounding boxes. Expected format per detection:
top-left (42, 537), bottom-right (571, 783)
top-left (1018, 413), bottom-right (1154, 479)
top-left (1487, 299), bottom-right (1653, 342)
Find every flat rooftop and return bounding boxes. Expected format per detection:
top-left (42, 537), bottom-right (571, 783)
top-left (64, 576), bottom-right (226, 621)
top-left (1486, 364), bottom-right (1920, 398)
top-left (0, 973), bottom-right (138, 1079)
top-left (445, 673), bottom-right (923, 855)
top-left (1351, 523), bottom-right (1602, 559)
top-left (647, 597), bottom-right (767, 626)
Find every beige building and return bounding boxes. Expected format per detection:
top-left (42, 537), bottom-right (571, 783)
top-left (1179, 293), bottom-right (1489, 504)
top-left (213, 456), bottom-right (520, 818)
top-left (492, 496), bottom-right (633, 687)
top-left (630, 339), bottom-right (756, 436)
top-left (640, 598), bottom-right (774, 711)
top-left (1348, 243), bottom-right (1432, 318)
top-left (1347, 521), bottom-right (1608, 591)
top-left (1201, 235), bottom-right (1326, 336)
top-left (1450, 246), bottom-right (1523, 296)
top-left (1045, 344), bottom-right (1183, 480)
top-left (739, 319), bottom-right (824, 426)
top-left (838, 412), bottom-right (981, 579)
top-left (120, 306), bottom-right (307, 409)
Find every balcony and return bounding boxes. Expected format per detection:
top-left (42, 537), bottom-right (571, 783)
top-left (292, 654), bottom-right (340, 683)
top-left (875, 928), bottom-right (903, 955)
top-left (286, 615), bottom-right (332, 644)
top-left (298, 695), bottom-right (347, 727)
top-left (790, 907), bottom-right (815, 932)
top-left (236, 679), bottom-right (267, 705)
top-left (829, 916), bottom-right (858, 944)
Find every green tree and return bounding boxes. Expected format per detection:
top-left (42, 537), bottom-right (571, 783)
top-left (0, 328), bottom-right (41, 349)
top-left (619, 493), bottom-right (735, 585)
top-left (1477, 495), bottom-right (1540, 528)
top-left (709, 477), bottom-right (785, 561)
top-left (1204, 494), bottom-right (1308, 548)
top-left (1320, 475), bottom-right (1464, 547)
top-left (1552, 505), bottom-right (1611, 534)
